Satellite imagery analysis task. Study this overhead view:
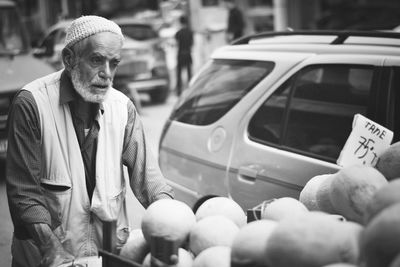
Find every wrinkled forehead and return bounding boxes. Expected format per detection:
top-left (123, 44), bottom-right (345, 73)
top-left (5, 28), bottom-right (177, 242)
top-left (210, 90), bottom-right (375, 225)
top-left (73, 32), bottom-right (123, 55)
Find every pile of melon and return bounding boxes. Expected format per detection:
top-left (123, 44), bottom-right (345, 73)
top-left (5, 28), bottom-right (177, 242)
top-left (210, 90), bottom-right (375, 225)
top-left (119, 196), bottom-right (246, 267)
top-left (119, 142), bottom-right (400, 267)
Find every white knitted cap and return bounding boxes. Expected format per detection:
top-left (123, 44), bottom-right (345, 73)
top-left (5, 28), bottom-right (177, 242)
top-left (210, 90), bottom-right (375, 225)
top-left (65, 15), bottom-right (124, 48)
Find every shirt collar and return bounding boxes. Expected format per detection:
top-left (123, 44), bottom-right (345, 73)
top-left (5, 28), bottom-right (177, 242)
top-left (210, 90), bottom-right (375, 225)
top-left (59, 70), bottom-right (104, 114)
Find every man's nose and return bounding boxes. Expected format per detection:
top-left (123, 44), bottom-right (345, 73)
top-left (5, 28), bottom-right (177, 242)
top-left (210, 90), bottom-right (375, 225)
top-left (99, 62), bottom-right (112, 79)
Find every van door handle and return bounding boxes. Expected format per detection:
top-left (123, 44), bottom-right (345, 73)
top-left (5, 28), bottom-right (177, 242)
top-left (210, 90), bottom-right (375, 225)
top-left (238, 165), bottom-right (260, 183)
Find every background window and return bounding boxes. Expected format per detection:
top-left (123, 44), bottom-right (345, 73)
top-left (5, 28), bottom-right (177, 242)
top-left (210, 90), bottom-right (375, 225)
top-left (55, 30), bottom-right (66, 46)
top-left (249, 64), bottom-right (374, 162)
top-left (248, 80), bottom-right (290, 144)
top-left (172, 59), bottom-right (275, 125)
top-left (38, 30), bottom-right (57, 55)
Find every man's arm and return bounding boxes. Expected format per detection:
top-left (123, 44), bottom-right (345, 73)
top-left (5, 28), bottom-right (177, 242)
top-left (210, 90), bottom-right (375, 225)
top-left (6, 90), bottom-right (52, 229)
top-left (6, 90), bottom-right (74, 266)
top-left (122, 101), bottom-right (174, 208)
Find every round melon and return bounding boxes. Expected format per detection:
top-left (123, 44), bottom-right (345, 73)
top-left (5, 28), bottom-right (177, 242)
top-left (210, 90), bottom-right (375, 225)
top-left (300, 174), bottom-right (332, 211)
top-left (375, 141), bottom-right (400, 181)
top-left (195, 196), bottom-right (246, 227)
top-left (189, 215), bottom-right (239, 256)
top-left (142, 248), bottom-right (194, 267)
top-left (264, 211), bottom-right (363, 267)
top-left (119, 228), bottom-right (149, 263)
top-left (192, 246), bottom-right (231, 267)
top-left (329, 165), bottom-right (388, 223)
top-left (363, 179), bottom-right (400, 224)
top-left (327, 214), bottom-right (346, 222)
top-left (315, 173), bottom-right (338, 214)
top-left (141, 199), bottom-right (196, 247)
top-left (261, 197), bottom-right (308, 221)
top-left (231, 219), bottom-right (278, 267)
top-left (360, 202), bottom-right (400, 267)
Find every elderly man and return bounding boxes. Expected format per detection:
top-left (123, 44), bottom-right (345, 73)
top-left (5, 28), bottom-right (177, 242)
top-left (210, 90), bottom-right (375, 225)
top-left (6, 15), bottom-right (174, 267)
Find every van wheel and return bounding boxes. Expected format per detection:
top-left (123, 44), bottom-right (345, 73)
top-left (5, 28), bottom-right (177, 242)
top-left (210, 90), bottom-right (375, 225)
top-left (192, 195), bottom-right (219, 213)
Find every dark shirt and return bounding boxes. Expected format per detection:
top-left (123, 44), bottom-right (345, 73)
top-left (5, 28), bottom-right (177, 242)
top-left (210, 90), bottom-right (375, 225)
top-left (227, 7), bottom-right (245, 39)
top-left (6, 70), bottom-right (173, 239)
top-left (60, 72), bottom-right (99, 200)
top-left (175, 26), bottom-right (193, 55)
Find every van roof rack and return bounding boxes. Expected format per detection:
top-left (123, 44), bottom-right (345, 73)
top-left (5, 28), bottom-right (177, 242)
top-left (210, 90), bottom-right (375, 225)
top-left (231, 30), bottom-right (400, 46)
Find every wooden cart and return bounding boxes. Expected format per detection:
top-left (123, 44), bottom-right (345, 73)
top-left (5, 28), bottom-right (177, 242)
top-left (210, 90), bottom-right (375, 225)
top-left (98, 221), bottom-right (143, 267)
top-left (99, 221), bottom-right (179, 267)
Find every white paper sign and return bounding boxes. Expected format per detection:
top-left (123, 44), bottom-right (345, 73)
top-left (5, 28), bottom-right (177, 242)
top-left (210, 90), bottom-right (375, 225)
top-left (337, 114), bottom-right (393, 167)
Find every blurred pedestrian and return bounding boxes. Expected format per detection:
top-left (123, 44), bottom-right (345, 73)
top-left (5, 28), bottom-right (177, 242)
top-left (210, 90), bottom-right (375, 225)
top-left (225, 0), bottom-right (245, 42)
top-left (175, 15), bottom-right (193, 96)
top-left (6, 15), bottom-right (173, 267)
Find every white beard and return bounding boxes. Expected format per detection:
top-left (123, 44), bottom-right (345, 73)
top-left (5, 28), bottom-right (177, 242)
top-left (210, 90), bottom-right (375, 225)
top-left (71, 66), bottom-right (112, 103)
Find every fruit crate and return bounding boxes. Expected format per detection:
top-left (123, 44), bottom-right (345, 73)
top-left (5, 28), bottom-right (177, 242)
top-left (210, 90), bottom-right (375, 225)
top-left (99, 250), bottom-right (143, 267)
top-left (99, 221), bottom-right (179, 267)
top-left (99, 221), bottom-right (143, 267)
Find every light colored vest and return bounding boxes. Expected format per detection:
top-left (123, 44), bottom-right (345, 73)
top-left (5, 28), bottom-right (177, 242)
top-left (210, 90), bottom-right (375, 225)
top-left (23, 71), bottom-right (130, 258)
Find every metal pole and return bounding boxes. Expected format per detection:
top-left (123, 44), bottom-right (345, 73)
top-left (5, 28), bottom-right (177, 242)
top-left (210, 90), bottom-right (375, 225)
top-left (273, 0), bottom-right (289, 31)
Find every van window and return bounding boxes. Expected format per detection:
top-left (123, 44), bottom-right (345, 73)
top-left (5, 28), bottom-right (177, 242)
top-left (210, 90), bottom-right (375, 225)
top-left (39, 30), bottom-right (57, 55)
top-left (171, 59), bottom-right (275, 125)
top-left (249, 64), bottom-right (375, 162)
top-left (390, 67), bottom-right (400, 142)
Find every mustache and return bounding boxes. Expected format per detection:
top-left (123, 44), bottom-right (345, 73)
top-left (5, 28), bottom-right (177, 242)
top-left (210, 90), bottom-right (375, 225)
top-left (91, 77), bottom-right (112, 87)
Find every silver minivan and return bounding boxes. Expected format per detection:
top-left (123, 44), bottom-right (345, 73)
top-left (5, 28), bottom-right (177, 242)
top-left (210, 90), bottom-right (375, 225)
top-left (158, 31), bottom-right (400, 211)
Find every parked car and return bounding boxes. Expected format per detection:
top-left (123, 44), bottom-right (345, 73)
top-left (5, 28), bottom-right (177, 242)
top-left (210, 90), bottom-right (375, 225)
top-left (34, 18), bottom-right (172, 107)
top-left (112, 17), bottom-right (171, 104)
top-left (32, 20), bottom-right (69, 71)
top-left (158, 31), bottom-right (400, 211)
top-left (0, 0), bottom-right (55, 159)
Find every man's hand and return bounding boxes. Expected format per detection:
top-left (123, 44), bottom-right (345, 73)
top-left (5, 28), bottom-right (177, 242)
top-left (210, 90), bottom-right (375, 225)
top-left (28, 223), bottom-right (75, 267)
top-left (39, 234), bottom-right (75, 267)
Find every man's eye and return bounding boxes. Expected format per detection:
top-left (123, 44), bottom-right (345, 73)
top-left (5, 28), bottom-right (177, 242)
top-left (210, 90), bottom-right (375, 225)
top-left (112, 60), bottom-right (121, 67)
top-left (91, 57), bottom-right (103, 65)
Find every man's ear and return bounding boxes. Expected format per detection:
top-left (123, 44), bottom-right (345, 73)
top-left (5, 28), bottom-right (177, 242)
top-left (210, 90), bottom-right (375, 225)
top-left (62, 47), bottom-right (75, 71)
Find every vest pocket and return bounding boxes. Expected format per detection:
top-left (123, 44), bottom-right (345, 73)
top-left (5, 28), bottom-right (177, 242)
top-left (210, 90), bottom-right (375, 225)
top-left (40, 179), bottom-right (72, 228)
top-left (106, 186), bottom-right (126, 220)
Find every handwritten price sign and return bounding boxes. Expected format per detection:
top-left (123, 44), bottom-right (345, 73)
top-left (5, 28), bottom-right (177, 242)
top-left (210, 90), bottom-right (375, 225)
top-left (337, 114), bottom-right (393, 167)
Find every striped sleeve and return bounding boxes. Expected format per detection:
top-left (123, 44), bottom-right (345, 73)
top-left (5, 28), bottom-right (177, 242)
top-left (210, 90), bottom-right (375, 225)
top-left (122, 100), bottom-right (174, 209)
top-left (6, 90), bottom-right (52, 233)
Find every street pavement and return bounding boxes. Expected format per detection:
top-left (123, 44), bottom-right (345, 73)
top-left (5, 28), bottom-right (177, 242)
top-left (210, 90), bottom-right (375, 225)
top-left (0, 94), bottom-right (178, 266)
